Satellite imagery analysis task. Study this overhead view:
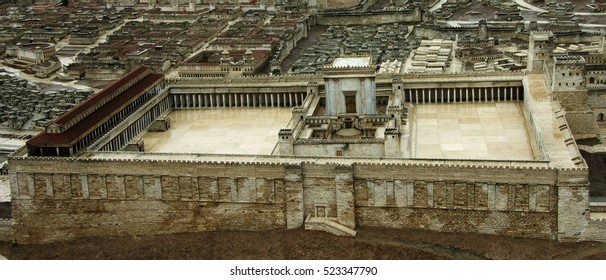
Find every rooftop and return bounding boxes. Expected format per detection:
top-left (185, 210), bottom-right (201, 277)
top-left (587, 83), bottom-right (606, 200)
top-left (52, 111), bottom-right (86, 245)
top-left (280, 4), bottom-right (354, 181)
top-left (331, 57), bottom-right (371, 68)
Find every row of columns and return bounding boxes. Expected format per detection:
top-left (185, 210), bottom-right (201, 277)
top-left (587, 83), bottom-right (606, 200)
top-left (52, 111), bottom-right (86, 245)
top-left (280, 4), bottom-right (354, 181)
top-left (102, 97), bottom-right (171, 151)
top-left (172, 92), bottom-right (308, 108)
top-left (74, 86), bottom-right (164, 154)
top-left (404, 86), bottom-right (524, 104)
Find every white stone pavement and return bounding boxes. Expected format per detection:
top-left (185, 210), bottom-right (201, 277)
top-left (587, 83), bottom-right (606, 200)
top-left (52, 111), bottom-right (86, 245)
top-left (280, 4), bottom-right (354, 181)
top-left (414, 102), bottom-right (533, 160)
top-left (141, 108), bottom-right (292, 155)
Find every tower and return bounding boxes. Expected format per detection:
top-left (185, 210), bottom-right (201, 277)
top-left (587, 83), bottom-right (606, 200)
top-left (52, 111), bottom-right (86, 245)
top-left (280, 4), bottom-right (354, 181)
top-left (478, 19), bottom-right (488, 40)
top-left (551, 56), bottom-right (599, 139)
top-left (551, 56), bottom-right (586, 92)
top-left (527, 31), bottom-right (554, 73)
top-left (219, 49), bottom-right (231, 72)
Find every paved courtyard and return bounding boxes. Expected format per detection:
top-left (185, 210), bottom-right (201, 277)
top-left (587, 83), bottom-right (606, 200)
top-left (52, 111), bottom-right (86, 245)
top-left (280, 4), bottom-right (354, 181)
top-left (413, 102), bottom-right (534, 160)
top-left (141, 108), bottom-right (292, 155)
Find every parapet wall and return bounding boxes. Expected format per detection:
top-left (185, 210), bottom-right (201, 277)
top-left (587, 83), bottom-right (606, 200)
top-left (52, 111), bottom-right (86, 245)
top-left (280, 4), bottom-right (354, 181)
top-left (7, 151), bottom-right (586, 243)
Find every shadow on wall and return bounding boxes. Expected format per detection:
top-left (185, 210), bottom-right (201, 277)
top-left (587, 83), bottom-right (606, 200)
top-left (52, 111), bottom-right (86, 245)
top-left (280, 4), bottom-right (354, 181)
top-left (580, 150), bottom-right (606, 198)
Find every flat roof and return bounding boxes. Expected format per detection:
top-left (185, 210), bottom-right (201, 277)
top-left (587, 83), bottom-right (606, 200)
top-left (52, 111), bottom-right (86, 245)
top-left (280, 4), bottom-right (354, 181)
top-left (331, 57), bottom-right (371, 68)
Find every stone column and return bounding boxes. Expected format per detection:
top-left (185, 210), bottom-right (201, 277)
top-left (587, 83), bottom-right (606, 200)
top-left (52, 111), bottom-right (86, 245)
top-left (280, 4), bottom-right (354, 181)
top-left (421, 89), bottom-right (425, 103)
top-left (285, 164), bottom-right (304, 229)
top-left (447, 88), bottom-right (451, 103)
top-left (335, 164), bottom-right (355, 229)
top-left (434, 89), bottom-right (437, 103)
top-left (516, 87), bottom-right (520, 100)
top-left (408, 89), bottom-right (412, 103)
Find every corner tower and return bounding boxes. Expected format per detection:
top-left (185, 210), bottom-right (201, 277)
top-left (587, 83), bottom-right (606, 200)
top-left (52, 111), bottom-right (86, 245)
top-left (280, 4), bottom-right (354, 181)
top-left (527, 31), bottom-right (554, 73)
top-left (551, 56), bottom-right (599, 139)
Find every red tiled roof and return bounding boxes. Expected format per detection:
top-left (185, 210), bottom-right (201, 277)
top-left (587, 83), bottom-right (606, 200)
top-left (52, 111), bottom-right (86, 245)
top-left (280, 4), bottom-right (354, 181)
top-left (53, 66), bottom-right (150, 126)
top-left (28, 72), bottom-right (164, 147)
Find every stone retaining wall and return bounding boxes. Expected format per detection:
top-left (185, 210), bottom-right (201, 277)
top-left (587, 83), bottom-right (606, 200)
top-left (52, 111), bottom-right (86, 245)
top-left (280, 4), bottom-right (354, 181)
top-left (7, 153), bottom-right (587, 244)
top-left (0, 219), bottom-right (12, 242)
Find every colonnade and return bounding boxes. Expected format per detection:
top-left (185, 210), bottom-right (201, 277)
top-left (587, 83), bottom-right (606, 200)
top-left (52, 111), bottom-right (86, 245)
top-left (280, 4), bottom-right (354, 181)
top-left (101, 97), bottom-right (171, 151)
top-left (70, 85), bottom-right (164, 154)
top-left (403, 86), bottom-right (524, 104)
top-left (171, 92), bottom-right (308, 108)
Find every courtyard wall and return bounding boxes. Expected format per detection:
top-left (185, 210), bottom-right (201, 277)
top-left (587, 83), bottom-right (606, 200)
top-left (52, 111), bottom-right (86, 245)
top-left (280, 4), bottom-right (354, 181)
top-left (8, 149), bottom-right (587, 244)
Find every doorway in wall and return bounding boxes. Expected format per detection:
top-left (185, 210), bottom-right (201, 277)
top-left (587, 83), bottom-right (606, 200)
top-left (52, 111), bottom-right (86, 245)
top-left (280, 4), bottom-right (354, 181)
top-left (344, 91), bottom-right (356, 113)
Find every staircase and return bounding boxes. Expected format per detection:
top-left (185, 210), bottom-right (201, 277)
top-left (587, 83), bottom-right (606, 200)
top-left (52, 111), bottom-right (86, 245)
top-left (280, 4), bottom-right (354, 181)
top-left (304, 214), bottom-right (356, 237)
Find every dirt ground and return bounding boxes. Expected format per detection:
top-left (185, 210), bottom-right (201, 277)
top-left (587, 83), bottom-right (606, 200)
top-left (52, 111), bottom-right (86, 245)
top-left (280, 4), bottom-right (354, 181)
top-left (0, 227), bottom-right (604, 260)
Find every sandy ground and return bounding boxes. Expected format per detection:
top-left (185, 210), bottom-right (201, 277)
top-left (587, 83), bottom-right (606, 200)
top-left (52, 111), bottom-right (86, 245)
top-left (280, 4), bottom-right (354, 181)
top-left (0, 227), bottom-right (604, 260)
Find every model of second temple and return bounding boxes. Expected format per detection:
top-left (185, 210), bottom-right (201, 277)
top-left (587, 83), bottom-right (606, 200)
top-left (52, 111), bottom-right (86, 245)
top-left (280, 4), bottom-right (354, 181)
top-left (277, 56), bottom-right (406, 157)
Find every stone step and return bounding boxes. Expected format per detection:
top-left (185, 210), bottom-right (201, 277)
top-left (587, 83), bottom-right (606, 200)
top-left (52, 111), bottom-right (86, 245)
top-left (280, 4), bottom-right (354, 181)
top-left (304, 215), bottom-right (356, 237)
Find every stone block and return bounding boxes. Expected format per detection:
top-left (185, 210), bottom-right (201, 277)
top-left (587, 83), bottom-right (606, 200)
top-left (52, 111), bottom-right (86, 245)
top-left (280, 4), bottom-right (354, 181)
top-left (106, 175), bottom-right (125, 199)
top-left (124, 175), bottom-right (143, 200)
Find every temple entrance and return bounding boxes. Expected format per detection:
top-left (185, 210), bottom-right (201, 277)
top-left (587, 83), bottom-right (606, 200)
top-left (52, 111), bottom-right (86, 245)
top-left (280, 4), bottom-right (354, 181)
top-left (345, 94), bottom-right (356, 113)
top-left (314, 202), bottom-right (327, 218)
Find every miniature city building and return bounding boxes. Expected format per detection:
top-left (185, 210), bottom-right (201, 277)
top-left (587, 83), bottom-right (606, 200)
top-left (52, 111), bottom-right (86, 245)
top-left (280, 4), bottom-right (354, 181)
top-left (16, 42), bottom-right (56, 64)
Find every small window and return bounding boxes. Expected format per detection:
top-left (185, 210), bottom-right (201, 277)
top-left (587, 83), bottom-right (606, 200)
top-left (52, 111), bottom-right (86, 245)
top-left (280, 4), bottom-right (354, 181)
top-left (336, 150), bottom-right (343, 156)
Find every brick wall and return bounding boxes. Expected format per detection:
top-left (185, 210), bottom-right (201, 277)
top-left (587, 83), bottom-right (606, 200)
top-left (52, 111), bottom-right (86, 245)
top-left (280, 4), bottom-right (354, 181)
top-left (10, 159), bottom-right (288, 243)
top-left (7, 156), bottom-right (589, 243)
